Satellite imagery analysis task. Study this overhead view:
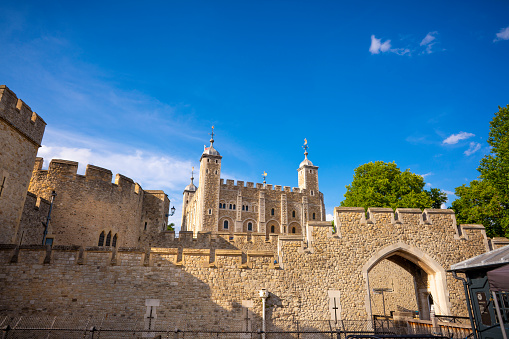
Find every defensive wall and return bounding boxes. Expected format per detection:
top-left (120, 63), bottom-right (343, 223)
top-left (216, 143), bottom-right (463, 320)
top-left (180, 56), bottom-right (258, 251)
top-left (16, 192), bottom-right (51, 245)
top-left (2, 207), bottom-right (506, 328)
top-left (27, 158), bottom-right (169, 248)
top-left (0, 85), bottom-right (46, 244)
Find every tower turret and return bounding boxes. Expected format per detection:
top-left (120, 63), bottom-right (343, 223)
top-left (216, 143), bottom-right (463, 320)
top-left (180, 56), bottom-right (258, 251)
top-left (297, 139), bottom-right (319, 194)
top-left (196, 126), bottom-right (222, 233)
top-left (181, 167), bottom-right (197, 231)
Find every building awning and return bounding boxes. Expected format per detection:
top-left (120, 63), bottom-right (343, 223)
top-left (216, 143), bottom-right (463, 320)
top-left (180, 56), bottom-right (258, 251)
top-left (450, 245), bottom-right (509, 272)
top-left (487, 264), bottom-right (509, 292)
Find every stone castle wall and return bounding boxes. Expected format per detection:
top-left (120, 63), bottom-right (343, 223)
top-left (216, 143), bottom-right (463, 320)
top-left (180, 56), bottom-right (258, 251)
top-left (16, 192), bottom-right (51, 245)
top-left (1, 209), bottom-right (500, 326)
top-left (28, 158), bottom-right (148, 248)
top-left (0, 85), bottom-right (46, 244)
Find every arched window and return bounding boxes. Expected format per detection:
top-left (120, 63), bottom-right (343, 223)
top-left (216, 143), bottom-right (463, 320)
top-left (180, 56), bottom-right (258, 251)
top-left (311, 190), bottom-right (314, 196)
top-left (246, 205), bottom-right (249, 212)
top-left (270, 225), bottom-right (275, 233)
top-left (292, 227), bottom-right (296, 233)
top-left (248, 222), bottom-right (253, 231)
top-left (98, 231), bottom-right (105, 246)
top-left (271, 208), bottom-right (275, 216)
top-left (229, 204), bottom-right (232, 209)
top-left (233, 204), bottom-right (236, 210)
top-left (224, 220), bottom-right (229, 229)
top-left (112, 234), bottom-right (117, 247)
top-left (106, 231), bottom-right (112, 246)
top-left (292, 210), bottom-right (295, 218)
top-left (242, 205), bottom-right (245, 211)
top-left (312, 213), bottom-right (316, 220)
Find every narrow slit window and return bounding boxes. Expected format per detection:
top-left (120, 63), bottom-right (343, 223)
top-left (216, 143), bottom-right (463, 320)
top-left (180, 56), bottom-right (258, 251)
top-left (98, 231), bottom-right (105, 246)
top-left (248, 222), bottom-right (253, 231)
top-left (246, 206), bottom-right (249, 212)
top-left (271, 208), bottom-right (275, 216)
top-left (313, 213), bottom-right (316, 220)
top-left (224, 220), bottom-right (229, 229)
top-left (271, 225), bottom-right (275, 233)
top-left (292, 227), bottom-right (296, 233)
top-left (105, 231), bottom-right (111, 246)
top-left (292, 210), bottom-right (295, 218)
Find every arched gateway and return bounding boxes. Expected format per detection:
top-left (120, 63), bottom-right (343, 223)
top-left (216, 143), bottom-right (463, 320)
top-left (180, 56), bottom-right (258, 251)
top-left (362, 242), bottom-right (450, 320)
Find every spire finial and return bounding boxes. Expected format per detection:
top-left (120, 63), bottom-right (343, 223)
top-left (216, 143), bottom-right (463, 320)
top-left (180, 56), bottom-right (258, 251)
top-left (191, 166), bottom-right (195, 184)
top-left (262, 171), bottom-right (267, 185)
top-left (209, 125), bottom-right (215, 146)
top-left (303, 138), bottom-right (309, 159)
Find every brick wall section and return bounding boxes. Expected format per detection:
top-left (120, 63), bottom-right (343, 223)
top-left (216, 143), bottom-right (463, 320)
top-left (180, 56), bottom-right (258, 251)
top-left (0, 208), bottom-right (493, 327)
top-left (0, 85), bottom-right (46, 244)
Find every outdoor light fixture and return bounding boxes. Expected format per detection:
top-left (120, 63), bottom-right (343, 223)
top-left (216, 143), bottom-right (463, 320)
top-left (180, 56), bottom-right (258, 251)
top-left (165, 206), bottom-right (176, 217)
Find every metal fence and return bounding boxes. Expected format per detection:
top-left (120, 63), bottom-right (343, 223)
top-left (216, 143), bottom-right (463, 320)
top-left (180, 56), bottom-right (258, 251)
top-left (0, 315), bottom-right (468, 339)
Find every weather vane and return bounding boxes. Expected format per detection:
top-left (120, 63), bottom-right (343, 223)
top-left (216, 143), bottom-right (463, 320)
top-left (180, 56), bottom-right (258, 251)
top-left (209, 125), bottom-right (215, 145)
top-left (262, 171), bottom-right (267, 184)
top-left (303, 138), bottom-right (309, 158)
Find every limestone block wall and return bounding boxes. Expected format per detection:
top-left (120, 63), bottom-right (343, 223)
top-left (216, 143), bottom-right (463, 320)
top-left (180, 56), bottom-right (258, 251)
top-left (0, 85), bottom-right (46, 244)
top-left (0, 209), bottom-right (493, 327)
top-left (28, 158), bottom-right (145, 247)
top-left (140, 190), bottom-right (170, 248)
top-left (16, 192), bottom-right (51, 245)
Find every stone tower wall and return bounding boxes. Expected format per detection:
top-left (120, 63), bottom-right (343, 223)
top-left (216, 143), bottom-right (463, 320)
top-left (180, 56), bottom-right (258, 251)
top-left (140, 190), bottom-right (170, 248)
top-left (28, 158), bottom-right (145, 247)
top-left (198, 154), bottom-right (222, 233)
top-left (0, 85), bottom-right (46, 244)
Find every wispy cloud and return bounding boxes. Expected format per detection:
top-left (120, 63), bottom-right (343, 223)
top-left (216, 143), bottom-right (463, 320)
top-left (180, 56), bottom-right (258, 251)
top-left (369, 31), bottom-right (441, 56)
top-left (420, 31), bottom-right (438, 54)
top-left (442, 132), bottom-right (475, 145)
top-left (494, 26), bottom-right (509, 42)
top-left (464, 142), bottom-right (481, 156)
top-left (326, 214), bottom-right (334, 221)
top-left (369, 35), bottom-right (392, 54)
top-left (37, 128), bottom-right (198, 234)
top-left (419, 172), bottom-right (433, 179)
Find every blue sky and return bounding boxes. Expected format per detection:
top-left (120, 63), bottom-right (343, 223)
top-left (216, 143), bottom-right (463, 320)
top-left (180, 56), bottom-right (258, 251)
top-left (1, 1), bottom-right (508, 232)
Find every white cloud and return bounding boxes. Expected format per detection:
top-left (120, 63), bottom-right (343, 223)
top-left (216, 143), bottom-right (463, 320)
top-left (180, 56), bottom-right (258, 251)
top-left (369, 35), bottom-right (392, 54)
top-left (420, 31), bottom-right (437, 46)
top-left (464, 142), bottom-right (481, 156)
top-left (444, 190), bottom-right (454, 196)
top-left (326, 214), bottom-right (334, 221)
top-left (494, 26), bottom-right (509, 42)
top-left (419, 172), bottom-right (433, 179)
top-left (442, 132), bottom-right (475, 145)
top-left (37, 128), bottom-right (198, 234)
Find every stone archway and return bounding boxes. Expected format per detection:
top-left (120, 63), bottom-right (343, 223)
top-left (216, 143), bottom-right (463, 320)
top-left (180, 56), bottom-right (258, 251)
top-left (362, 242), bottom-right (450, 321)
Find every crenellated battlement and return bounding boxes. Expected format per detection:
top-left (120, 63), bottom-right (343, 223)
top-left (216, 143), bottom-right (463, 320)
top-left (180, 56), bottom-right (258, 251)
top-left (217, 178), bottom-right (306, 193)
top-left (0, 244), bottom-right (279, 269)
top-left (0, 85), bottom-right (46, 146)
top-left (32, 158), bottom-right (142, 194)
top-left (333, 206), bottom-right (488, 246)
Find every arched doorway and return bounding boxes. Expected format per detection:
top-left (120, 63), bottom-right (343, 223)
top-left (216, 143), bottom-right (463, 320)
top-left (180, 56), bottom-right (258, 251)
top-left (362, 242), bottom-right (450, 321)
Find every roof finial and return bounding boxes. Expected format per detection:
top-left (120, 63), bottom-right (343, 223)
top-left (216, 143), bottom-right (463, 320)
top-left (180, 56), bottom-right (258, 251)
top-left (209, 125), bottom-right (215, 147)
top-left (303, 138), bottom-right (309, 159)
top-left (191, 166), bottom-right (195, 184)
top-left (262, 171), bottom-right (267, 186)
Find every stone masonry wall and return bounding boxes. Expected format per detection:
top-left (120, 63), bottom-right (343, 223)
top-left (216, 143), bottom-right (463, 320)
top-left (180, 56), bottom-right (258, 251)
top-left (0, 85), bottom-right (46, 244)
top-left (16, 192), bottom-right (51, 245)
top-left (0, 208), bottom-right (492, 328)
top-left (28, 158), bottom-right (145, 248)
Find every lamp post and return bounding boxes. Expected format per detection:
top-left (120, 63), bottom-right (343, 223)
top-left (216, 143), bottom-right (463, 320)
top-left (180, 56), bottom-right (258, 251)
top-left (42, 190), bottom-right (57, 245)
top-left (259, 289), bottom-right (269, 339)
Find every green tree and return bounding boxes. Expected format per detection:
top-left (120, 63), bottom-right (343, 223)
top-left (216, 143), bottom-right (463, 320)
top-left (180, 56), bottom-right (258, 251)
top-left (167, 222), bottom-right (175, 231)
top-left (341, 161), bottom-right (447, 210)
top-left (452, 105), bottom-right (509, 237)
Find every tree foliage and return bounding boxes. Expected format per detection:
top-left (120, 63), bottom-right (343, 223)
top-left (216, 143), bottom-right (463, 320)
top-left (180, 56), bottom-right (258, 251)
top-left (452, 105), bottom-right (509, 238)
top-left (340, 161), bottom-right (447, 210)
